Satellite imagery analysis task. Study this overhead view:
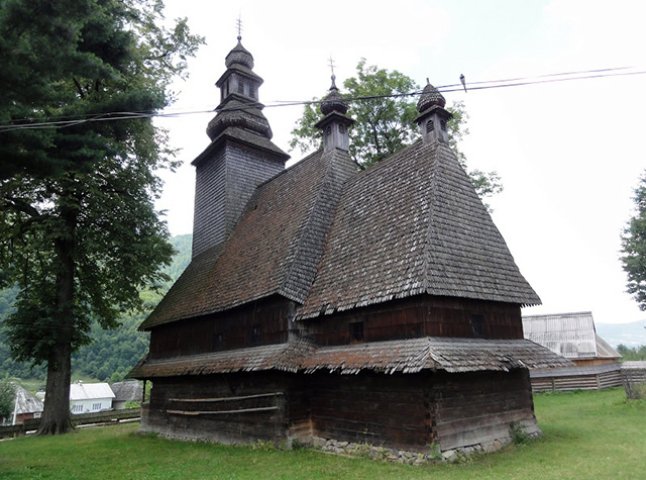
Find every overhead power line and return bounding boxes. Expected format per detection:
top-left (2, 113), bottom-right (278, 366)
top-left (0, 65), bottom-right (644, 133)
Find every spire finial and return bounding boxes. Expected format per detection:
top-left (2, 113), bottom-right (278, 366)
top-left (328, 56), bottom-right (338, 90)
top-left (236, 16), bottom-right (243, 41)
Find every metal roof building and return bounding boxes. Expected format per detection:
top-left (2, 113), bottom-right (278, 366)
top-left (522, 311), bottom-right (620, 361)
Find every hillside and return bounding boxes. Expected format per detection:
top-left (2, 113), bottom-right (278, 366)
top-left (0, 234), bottom-right (192, 382)
top-left (596, 320), bottom-right (646, 348)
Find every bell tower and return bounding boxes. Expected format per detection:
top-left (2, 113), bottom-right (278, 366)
top-left (191, 34), bottom-right (289, 258)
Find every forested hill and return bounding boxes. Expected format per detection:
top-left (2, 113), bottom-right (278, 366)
top-left (0, 234), bottom-right (193, 382)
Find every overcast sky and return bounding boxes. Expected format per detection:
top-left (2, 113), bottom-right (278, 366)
top-left (155, 0), bottom-right (646, 328)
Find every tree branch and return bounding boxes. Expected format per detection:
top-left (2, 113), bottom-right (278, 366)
top-left (73, 78), bottom-right (85, 99)
top-left (3, 196), bottom-right (41, 217)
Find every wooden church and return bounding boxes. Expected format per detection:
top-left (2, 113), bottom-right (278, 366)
top-left (131, 35), bottom-right (568, 456)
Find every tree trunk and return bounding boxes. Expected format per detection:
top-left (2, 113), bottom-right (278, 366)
top-left (38, 340), bottom-right (73, 434)
top-left (37, 198), bottom-right (77, 435)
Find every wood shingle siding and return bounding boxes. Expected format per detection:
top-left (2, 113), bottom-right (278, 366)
top-left (142, 149), bottom-right (355, 330)
top-left (132, 336), bottom-right (569, 378)
top-left (298, 141), bottom-right (540, 320)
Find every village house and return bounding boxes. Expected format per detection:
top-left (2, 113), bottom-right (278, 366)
top-left (110, 380), bottom-right (143, 410)
top-left (69, 381), bottom-right (114, 415)
top-left (130, 35), bottom-right (568, 457)
top-left (6, 385), bottom-right (43, 425)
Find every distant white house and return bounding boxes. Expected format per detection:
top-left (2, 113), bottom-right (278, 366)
top-left (69, 382), bottom-right (115, 414)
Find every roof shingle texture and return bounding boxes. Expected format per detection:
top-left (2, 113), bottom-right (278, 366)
top-left (130, 337), bottom-right (570, 378)
top-left (141, 148), bottom-right (356, 329)
top-left (298, 140), bottom-right (540, 319)
top-left (143, 137), bottom-right (540, 330)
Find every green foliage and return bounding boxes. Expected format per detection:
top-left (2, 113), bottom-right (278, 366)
top-left (0, 234), bottom-right (192, 382)
top-left (509, 422), bottom-right (531, 445)
top-left (617, 343), bottom-right (646, 361)
top-left (622, 171), bottom-right (646, 310)
top-left (0, 0), bottom-right (201, 432)
top-left (0, 376), bottom-right (16, 421)
top-left (290, 60), bottom-right (502, 201)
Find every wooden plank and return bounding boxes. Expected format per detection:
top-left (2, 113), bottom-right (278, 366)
top-left (168, 392), bottom-right (283, 403)
top-left (167, 406), bottom-right (279, 416)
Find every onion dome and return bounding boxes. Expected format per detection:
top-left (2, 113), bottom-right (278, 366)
top-left (320, 75), bottom-right (349, 115)
top-left (225, 37), bottom-right (254, 69)
top-left (416, 79), bottom-right (446, 112)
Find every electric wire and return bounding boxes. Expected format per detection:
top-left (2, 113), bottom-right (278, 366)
top-left (0, 65), bottom-right (644, 133)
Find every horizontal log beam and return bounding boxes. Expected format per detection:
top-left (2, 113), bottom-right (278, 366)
top-left (166, 406), bottom-right (279, 416)
top-left (168, 392), bottom-right (283, 403)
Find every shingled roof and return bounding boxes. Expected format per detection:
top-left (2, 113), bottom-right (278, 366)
top-left (130, 337), bottom-right (569, 378)
top-left (298, 140), bottom-right (540, 319)
top-left (141, 148), bottom-right (356, 329)
top-left (144, 135), bottom-right (539, 330)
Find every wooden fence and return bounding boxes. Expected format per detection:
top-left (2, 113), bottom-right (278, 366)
top-left (622, 361), bottom-right (646, 399)
top-left (0, 408), bottom-right (140, 439)
top-left (530, 363), bottom-right (623, 393)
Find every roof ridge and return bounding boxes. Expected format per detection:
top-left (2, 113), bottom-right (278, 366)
top-left (421, 142), bottom-right (441, 294)
top-left (279, 149), bottom-right (356, 302)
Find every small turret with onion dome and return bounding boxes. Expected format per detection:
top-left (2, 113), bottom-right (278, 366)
top-left (415, 79), bottom-right (452, 145)
top-left (206, 33), bottom-right (273, 142)
top-left (315, 73), bottom-right (354, 152)
top-left (225, 37), bottom-right (254, 70)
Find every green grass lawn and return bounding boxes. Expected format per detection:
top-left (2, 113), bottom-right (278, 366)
top-left (0, 388), bottom-right (644, 480)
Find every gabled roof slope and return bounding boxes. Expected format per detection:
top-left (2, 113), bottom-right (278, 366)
top-left (141, 148), bottom-right (356, 329)
top-left (522, 311), bottom-right (620, 359)
top-left (110, 380), bottom-right (143, 402)
top-left (298, 140), bottom-right (540, 319)
top-left (69, 382), bottom-right (115, 400)
top-left (14, 385), bottom-right (44, 415)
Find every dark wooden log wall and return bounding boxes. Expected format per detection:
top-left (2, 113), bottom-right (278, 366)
top-left (149, 296), bottom-right (292, 359)
top-left (306, 369), bottom-right (536, 452)
top-left (304, 295), bottom-right (523, 346)
top-left (143, 368), bottom-right (537, 452)
top-left (432, 369), bottom-right (536, 451)
top-left (307, 372), bottom-right (431, 449)
top-left (145, 372), bottom-right (291, 444)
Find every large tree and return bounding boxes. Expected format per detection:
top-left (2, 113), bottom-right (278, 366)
top-left (621, 171), bottom-right (646, 310)
top-left (290, 59), bottom-right (502, 201)
top-left (0, 0), bottom-right (201, 434)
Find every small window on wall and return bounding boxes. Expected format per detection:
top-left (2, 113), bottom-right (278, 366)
top-left (237, 80), bottom-right (244, 94)
top-left (470, 314), bottom-right (485, 338)
top-left (251, 324), bottom-right (262, 344)
top-left (426, 119), bottom-right (435, 132)
top-left (349, 321), bottom-right (364, 342)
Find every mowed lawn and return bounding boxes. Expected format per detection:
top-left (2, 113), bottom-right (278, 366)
top-left (0, 388), bottom-right (644, 480)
